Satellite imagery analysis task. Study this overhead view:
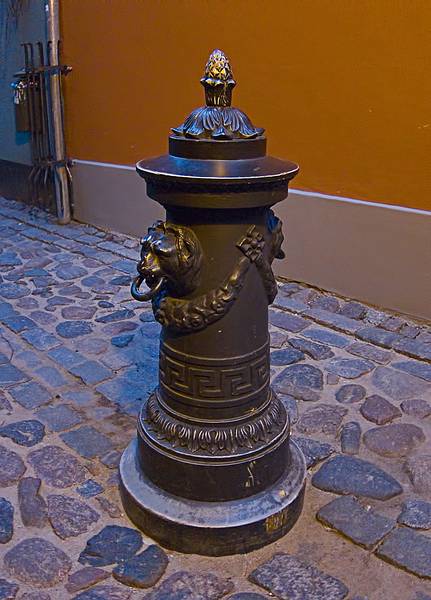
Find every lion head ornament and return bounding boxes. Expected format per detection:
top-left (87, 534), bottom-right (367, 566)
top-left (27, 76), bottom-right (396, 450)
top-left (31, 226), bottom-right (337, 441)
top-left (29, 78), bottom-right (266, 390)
top-left (131, 221), bottom-right (203, 302)
top-left (267, 210), bottom-right (285, 263)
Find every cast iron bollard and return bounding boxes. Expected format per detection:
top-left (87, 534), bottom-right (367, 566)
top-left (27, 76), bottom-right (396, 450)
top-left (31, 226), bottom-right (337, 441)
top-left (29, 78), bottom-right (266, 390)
top-left (119, 49), bottom-right (306, 556)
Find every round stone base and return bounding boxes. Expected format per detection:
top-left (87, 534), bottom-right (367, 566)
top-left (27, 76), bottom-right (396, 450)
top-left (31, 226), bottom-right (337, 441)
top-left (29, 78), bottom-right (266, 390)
top-left (119, 438), bottom-right (306, 556)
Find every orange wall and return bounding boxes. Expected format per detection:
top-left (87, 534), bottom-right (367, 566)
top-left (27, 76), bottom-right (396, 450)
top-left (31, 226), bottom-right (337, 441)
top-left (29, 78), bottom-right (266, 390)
top-left (61, 0), bottom-right (431, 211)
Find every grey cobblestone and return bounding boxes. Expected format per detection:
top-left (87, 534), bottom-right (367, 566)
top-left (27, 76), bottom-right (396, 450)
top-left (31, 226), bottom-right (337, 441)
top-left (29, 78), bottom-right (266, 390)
top-left (68, 361), bottom-right (112, 385)
top-left (289, 337), bottom-right (334, 360)
top-left (399, 324), bottom-right (421, 338)
top-left (144, 571), bottom-right (234, 600)
top-left (340, 421), bottom-right (361, 455)
top-left (392, 360), bottom-right (431, 382)
top-left (21, 327), bottom-right (60, 350)
top-left (66, 568), bottom-right (110, 594)
top-left (9, 382), bottom-right (52, 409)
top-left (18, 477), bottom-right (47, 527)
top-left (312, 455), bottom-right (403, 499)
top-left (269, 311), bottom-right (309, 333)
top-left (346, 341), bottom-right (392, 364)
top-left (302, 327), bottom-right (350, 348)
top-left (335, 384), bottom-right (366, 404)
top-left (4, 537), bottom-right (72, 588)
top-left (339, 301), bottom-right (367, 320)
top-left (249, 553), bottom-right (348, 600)
top-left (325, 358), bottom-right (374, 379)
top-left (35, 404), bottom-right (84, 432)
top-left (60, 426), bottom-right (114, 459)
top-left (273, 295), bottom-right (308, 313)
top-left (375, 528), bottom-right (431, 578)
top-left (372, 366), bottom-right (430, 401)
top-left (356, 326), bottom-right (401, 348)
top-left (305, 308), bottom-right (361, 334)
top-left (393, 338), bottom-right (431, 361)
top-left (317, 495), bottom-right (395, 549)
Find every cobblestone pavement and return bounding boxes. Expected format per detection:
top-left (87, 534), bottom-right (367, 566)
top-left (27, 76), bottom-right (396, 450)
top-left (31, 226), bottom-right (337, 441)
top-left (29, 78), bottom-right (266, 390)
top-left (0, 196), bottom-right (430, 599)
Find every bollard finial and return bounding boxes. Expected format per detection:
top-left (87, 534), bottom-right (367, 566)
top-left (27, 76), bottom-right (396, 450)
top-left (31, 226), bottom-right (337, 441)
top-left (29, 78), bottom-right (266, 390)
top-left (201, 49), bottom-right (236, 107)
top-left (172, 49), bottom-right (264, 140)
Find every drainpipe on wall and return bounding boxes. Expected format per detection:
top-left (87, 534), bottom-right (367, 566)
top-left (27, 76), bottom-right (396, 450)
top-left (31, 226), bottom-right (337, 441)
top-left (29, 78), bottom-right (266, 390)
top-left (45, 0), bottom-right (71, 224)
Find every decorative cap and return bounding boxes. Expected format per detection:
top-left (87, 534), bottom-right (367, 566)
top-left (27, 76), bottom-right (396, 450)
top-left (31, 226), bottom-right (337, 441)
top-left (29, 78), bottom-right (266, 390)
top-left (172, 49), bottom-right (264, 140)
top-left (201, 49), bottom-right (236, 107)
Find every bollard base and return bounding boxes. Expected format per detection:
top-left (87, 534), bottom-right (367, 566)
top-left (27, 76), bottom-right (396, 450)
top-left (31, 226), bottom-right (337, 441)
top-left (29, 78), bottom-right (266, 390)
top-left (119, 438), bottom-right (306, 556)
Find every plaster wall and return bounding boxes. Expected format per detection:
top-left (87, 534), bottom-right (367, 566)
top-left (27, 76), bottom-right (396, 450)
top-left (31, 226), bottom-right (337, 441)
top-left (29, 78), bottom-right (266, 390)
top-left (61, 0), bottom-right (431, 211)
top-left (0, 1), bottom-right (46, 165)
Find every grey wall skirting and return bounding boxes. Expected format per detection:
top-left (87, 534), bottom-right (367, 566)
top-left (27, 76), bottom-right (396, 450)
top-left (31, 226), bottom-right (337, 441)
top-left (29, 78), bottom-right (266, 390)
top-left (72, 161), bottom-right (164, 236)
top-left (72, 160), bottom-right (431, 321)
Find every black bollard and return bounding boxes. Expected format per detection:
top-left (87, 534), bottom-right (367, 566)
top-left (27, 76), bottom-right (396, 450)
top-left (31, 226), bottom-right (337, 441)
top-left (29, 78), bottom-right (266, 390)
top-left (119, 49), bottom-right (306, 556)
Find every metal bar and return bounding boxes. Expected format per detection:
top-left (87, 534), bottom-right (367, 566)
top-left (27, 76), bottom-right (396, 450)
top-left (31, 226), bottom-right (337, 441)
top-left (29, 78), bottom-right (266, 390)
top-left (30, 42), bottom-right (44, 207)
top-left (21, 44), bottom-right (36, 167)
top-left (24, 43), bottom-right (40, 205)
top-left (36, 42), bottom-right (51, 195)
top-left (37, 43), bottom-right (48, 163)
top-left (22, 43), bottom-right (36, 203)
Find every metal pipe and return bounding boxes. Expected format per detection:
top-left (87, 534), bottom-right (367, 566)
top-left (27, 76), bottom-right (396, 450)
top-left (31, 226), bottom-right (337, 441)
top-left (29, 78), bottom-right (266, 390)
top-left (45, 0), bottom-right (71, 224)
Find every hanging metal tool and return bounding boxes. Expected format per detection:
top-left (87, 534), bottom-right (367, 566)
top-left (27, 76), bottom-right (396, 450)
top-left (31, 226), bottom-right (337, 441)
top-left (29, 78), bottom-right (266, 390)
top-left (11, 78), bottom-right (29, 132)
top-left (11, 0), bottom-right (72, 223)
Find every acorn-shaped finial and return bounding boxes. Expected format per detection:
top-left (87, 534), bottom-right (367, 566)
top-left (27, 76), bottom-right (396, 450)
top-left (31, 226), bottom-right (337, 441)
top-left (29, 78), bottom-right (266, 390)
top-left (201, 49), bottom-right (236, 107)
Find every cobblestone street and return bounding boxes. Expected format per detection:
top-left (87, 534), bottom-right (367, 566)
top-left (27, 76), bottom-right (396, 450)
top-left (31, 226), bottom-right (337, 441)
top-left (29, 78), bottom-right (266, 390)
top-left (0, 196), bottom-right (430, 599)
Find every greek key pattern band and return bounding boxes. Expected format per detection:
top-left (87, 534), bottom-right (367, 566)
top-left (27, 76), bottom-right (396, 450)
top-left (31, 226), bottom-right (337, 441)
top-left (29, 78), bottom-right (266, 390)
top-left (159, 341), bottom-right (269, 406)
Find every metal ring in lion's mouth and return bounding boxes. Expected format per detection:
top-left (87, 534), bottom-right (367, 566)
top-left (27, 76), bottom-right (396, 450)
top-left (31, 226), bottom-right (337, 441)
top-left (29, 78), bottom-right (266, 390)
top-left (131, 275), bottom-right (165, 302)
